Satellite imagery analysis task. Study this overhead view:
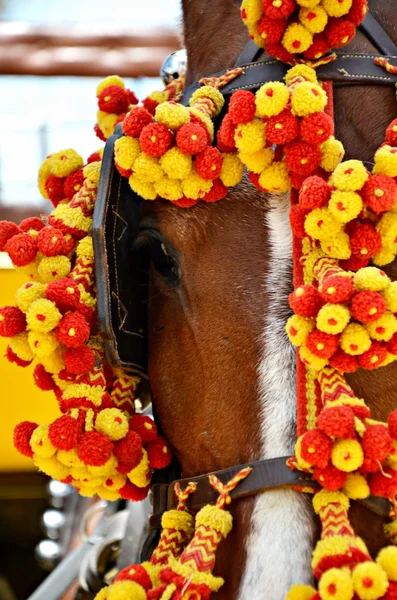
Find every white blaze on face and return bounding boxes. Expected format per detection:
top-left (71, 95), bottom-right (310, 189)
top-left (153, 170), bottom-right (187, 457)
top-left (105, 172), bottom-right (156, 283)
top-left (237, 194), bottom-right (315, 600)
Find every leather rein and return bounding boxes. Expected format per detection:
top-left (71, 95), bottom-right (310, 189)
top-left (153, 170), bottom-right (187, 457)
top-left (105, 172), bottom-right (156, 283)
top-left (143, 11), bottom-right (397, 561)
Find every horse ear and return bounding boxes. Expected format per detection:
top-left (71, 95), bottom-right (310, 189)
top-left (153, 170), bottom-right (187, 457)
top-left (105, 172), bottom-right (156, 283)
top-left (93, 124), bottom-right (148, 378)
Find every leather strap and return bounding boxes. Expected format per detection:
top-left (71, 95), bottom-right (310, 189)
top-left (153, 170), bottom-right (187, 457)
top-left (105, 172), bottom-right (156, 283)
top-left (234, 39), bottom-right (263, 68)
top-left (361, 12), bottom-right (397, 58)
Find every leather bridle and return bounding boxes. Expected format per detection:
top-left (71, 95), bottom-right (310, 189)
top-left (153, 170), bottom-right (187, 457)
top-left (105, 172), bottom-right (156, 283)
top-left (138, 11), bottom-right (397, 561)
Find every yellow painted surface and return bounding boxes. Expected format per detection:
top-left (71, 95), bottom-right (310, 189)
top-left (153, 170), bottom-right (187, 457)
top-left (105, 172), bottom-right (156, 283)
top-left (0, 266), bottom-right (59, 471)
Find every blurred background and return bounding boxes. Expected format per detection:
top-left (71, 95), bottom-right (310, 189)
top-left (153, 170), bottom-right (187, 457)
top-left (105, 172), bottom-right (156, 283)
top-left (0, 1), bottom-right (181, 598)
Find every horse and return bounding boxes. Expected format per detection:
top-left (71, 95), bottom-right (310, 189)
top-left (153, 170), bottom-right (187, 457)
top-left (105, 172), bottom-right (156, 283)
top-left (137, 1), bottom-right (397, 598)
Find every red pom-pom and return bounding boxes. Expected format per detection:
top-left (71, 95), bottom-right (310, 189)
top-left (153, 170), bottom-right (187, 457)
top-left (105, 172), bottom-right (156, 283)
top-left (171, 197), bottom-right (199, 208)
top-left (369, 468), bottom-right (397, 498)
top-left (98, 85), bottom-right (129, 114)
top-left (129, 415), bottom-right (157, 444)
top-left (325, 19), bottom-right (356, 48)
top-left (362, 424), bottom-right (392, 462)
top-left (114, 430), bottom-right (143, 471)
top-left (44, 175), bottom-right (66, 204)
top-left (388, 333), bottom-right (397, 356)
top-left (45, 278), bottom-right (80, 312)
top-left (285, 141), bottom-right (321, 176)
top-left (94, 123), bottom-right (107, 142)
top-left (119, 482), bottom-right (150, 501)
top-left (289, 285), bottom-right (322, 317)
top-left (329, 349), bottom-right (359, 373)
top-left (6, 346), bottom-right (32, 367)
top-left (318, 405), bottom-right (355, 438)
top-left (314, 463), bottom-right (347, 491)
top-left (13, 421), bottom-right (38, 457)
top-left (203, 179), bottom-right (228, 203)
top-left (37, 227), bottom-right (67, 257)
top-left (306, 330), bottom-right (339, 359)
top-left (48, 415), bottom-right (83, 451)
top-left (115, 163), bottom-right (132, 179)
top-left (56, 312), bottom-right (90, 348)
top-left (362, 175), bottom-right (397, 214)
top-left (349, 223), bottom-right (382, 258)
top-left (139, 123), bottom-right (173, 157)
top-left (229, 90), bottom-right (256, 125)
top-left (77, 431), bottom-right (113, 466)
top-left (146, 436), bottom-right (172, 469)
top-left (122, 107), bottom-right (153, 137)
top-left (257, 16), bottom-right (286, 45)
top-left (64, 346), bottom-right (95, 375)
top-left (19, 217), bottom-right (45, 234)
top-left (176, 122), bottom-right (208, 155)
top-left (249, 171), bottom-right (267, 193)
top-left (289, 205), bottom-right (308, 238)
top-left (265, 42), bottom-right (294, 64)
top-left (5, 233), bottom-right (37, 267)
top-left (319, 275), bottom-right (353, 304)
top-left (33, 363), bottom-right (56, 391)
top-left (300, 429), bottom-right (333, 468)
top-left (388, 409), bottom-right (397, 440)
top-left (87, 151), bottom-right (102, 164)
top-left (262, 0), bottom-right (295, 19)
top-left (0, 221), bottom-right (21, 251)
top-left (64, 169), bottom-right (84, 199)
top-left (115, 564), bottom-right (152, 591)
top-left (303, 34), bottom-right (330, 60)
top-left (299, 176), bottom-right (330, 210)
top-left (340, 254), bottom-right (370, 272)
top-left (351, 291), bottom-right (386, 324)
top-left (360, 455), bottom-right (380, 474)
top-left (266, 109), bottom-right (300, 145)
top-left (217, 114), bottom-right (237, 151)
top-left (0, 306), bottom-right (26, 337)
top-left (347, 0), bottom-right (369, 26)
top-left (301, 112), bottom-right (334, 145)
top-left (386, 119), bottom-right (397, 147)
top-left (195, 147), bottom-right (223, 181)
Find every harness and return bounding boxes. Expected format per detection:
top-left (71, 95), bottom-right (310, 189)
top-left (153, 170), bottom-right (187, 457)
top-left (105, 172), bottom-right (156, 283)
top-left (91, 11), bottom-right (397, 569)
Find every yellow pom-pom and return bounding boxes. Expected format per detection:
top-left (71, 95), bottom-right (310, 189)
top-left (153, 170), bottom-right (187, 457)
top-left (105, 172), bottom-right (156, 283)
top-left (294, 436), bottom-right (313, 470)
top-left (316, 303), bottom-right (351, 334)
top-left (235, 120), bottom-right (266, 154)
top-left (304, 207), bottom-right (342, 240)
top-left (299, 344), bottom-right (328, 371)
top-left (98, 113), bottom-right (118, 139)
top-left (8, 332), bottom-right (34, 362)
top-left (241, 0), bottom-right (263, 26)
top-left (31, 425), bottom-right (56, 458)
top-left (41, 348), bottom-right (65, 374)
top-left (128, 449), bottom-right (151, 488)
top-left (94, 588), bottom-right (109, 600)
top-left (322, 0), bottom-right (352, 17)
top-left (220, 153), bottom-right (244, 187)
top-left (155, 102), bottom-right (190, 131)
top-left (28, 331), bottom-right (59, 358)
top-left (34, 455), bottom-right (70, 480)
top-left (382, 281), bottom-right (397, 313)
top-left (285, 64), bottom-right (318, 84)
top-left (319, 568), bottom-right (354, 600)
top-left (340, 323), bottom-right (371, 355)
top-left (196, 504), bottom-right (233, 537)
top-left (26, 298), bottom-right (62, 333)
top-left (88, 455), bottom-right (118, 478)
top-left (299, 6), bottom-right (328, 34)
top-left (96, 75), bottom-right (125, 95)
top-left (38, 256), bottom-right (71, 283)
top-left (296, 0), bottom-right (321, 7)
top-left (332, 439), bottom-right (364, 472)
top-left (129, 175), bottom-right (157, 201)
top-left (377, 546), bottom-right (397, 582)
top-left (333, 160), bottom-right (369, 192)
top-left (76, 236), bottom-right (94, 259)
top-left (321, 232), bottom-right (351, 260)
top-left (329, 190), bottom-right (363, 223)
top-left (286, 584), bottom-right (317, 600)
top-left (38, 158), bottom-right (53, 198)
top-left (352, 562), bottom-right (388, 600)
top-left (255, 82), bottom-right (289, 118)
top-left (114, 136), bottom-right (140, 171)
top-left (57, 448), bottom-right (85, 468)
top-left (343, 473), bottom-right (370, 500)
top-left (374, 145), bottom-right (397, 177)
top-left (282, 23), bottom-right (313, 54)
top-left (95, 408), bottom-right (129, 441)
top-left (365, 311), bottom-right (397, 342)
top-left (373, 247), bottom-right (396, 267)
top-left (162, 509), bottom-right (194, 536)
top-left (376, 212), bottom-right (397, 247)
top-left (182, 169), bottom-right (212, 200)
top-left (259, 161), bottom-right (291, 194)
top-left (286, 314), bottom-right (315, 346)
top-left (239, 148), bottom-right (274, 173)
top-left (354, 267), bottom-right (390, 292)
top-left (190, 86), bottom-right (224, 117)
top-left (96, 486), bottom-right (120, 501)
top-left (160, 147), bottom-right (192, 180)
top-left (50, 149), bottom-right (84, 178)
top-left (16, 282), bottom-right (46, 313)
top-left (154, 177), bottom-right (183, 201)
top-left (291, 81), bottom-right (327, 117)
top-left (320, 137), bottom-right (345, 172)
top-left (133, 154), bottom-right (164, 183)
top-left (107, 581), bottom-right (146, 600)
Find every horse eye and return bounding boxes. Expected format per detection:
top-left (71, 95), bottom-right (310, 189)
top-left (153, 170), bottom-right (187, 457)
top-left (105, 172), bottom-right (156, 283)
top-left (141, 237), bottom-right (180, 286)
